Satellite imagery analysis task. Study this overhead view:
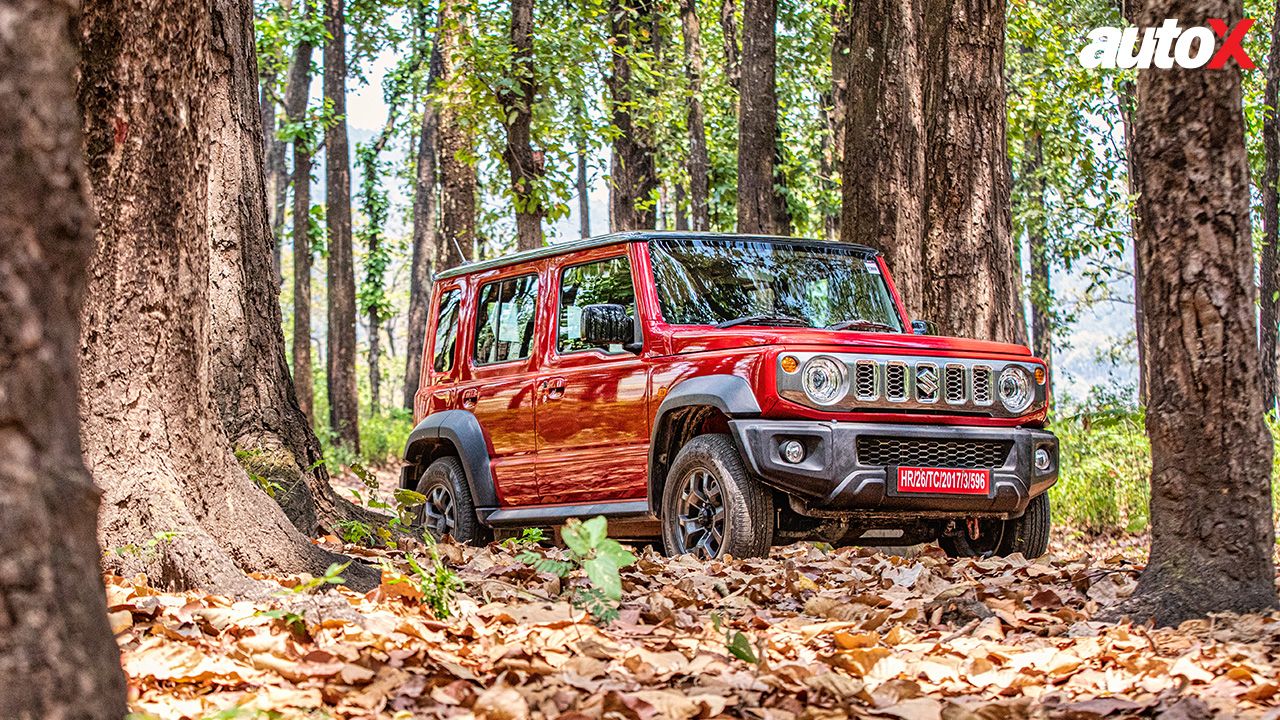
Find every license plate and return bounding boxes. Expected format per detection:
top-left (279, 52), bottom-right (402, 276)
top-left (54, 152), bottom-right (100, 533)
top-left (896, 467), bottom-right (990, 494)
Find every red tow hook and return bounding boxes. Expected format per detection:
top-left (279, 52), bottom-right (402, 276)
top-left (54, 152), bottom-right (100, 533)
top-left (966, 517), bottom-right (981, 540)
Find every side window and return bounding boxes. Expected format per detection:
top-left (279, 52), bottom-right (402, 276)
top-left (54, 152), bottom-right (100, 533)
top-left (473, 274), bottom-right (539, 365)
top-left (430, 289), bottom-right (462, 373)
top-left (558, 256), bottom-right (637, 354)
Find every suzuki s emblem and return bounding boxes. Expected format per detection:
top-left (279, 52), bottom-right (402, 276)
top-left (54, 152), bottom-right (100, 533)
top-left (917, 367), bottom-right (939, 395)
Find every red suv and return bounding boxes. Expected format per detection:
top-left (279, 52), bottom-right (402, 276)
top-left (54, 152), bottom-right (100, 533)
top-left (402, 232), bottom-right (1057, 559)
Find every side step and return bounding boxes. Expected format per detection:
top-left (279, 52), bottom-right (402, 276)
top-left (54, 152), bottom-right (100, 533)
top-left (483, 500), bottom-right (652, 527)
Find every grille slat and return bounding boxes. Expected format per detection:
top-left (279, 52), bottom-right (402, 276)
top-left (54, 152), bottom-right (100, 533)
top-left (972, 366), bottom-right (992, 404)
top-left (944, 365), bottom-right (967, 403)
top-left (885, 364), bottom-right (907, 400)
top-left (855, 362), bottom-right (877, 400)
top-left (856, 436), bottom-right (1012, 469)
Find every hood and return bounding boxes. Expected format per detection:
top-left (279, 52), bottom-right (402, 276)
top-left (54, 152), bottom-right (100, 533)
top-left (665, 326), bottom-right (1035, 360)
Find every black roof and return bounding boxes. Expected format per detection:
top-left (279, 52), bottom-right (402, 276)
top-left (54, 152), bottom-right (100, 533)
top-left (434, 231), bottom-right (881, 280)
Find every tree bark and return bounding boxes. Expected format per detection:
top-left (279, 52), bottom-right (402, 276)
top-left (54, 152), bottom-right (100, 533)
top-left (824, 0), bottom-right (852, 241)
top-left (1117, 0), bottom-right (1277, 626)
top-left (287, 18), bottom-right (316, 419)
top-left (918, 0), bottom-right (1024, 344)
top-left (578, 132), bottom-right (592, 237)
top-left (79, 0), bottom-right (373, 594)
top-left (1260, 7), bottom-right (1280, 410)
top-left (1113, 0), bottom-right (1148, 406)
top-left (841, 0), bottom-right (926, 316)
top-left (0, 1), bottom-right (128, 715)
top-left (1025, 133), bottom-right (1052, 365)
top-left (680, 0), bottom-right (711, 231)
top-left (736, 0), bottom-right (789, 235)
top-left (501, 0), bottom-right (544, 250)
top-left (438, 0), bottom-right (477, 270)
top-left (608, 0), bottom-right (659, 231)
top-left (405, 21), bottom-right (443, 411)
top-left (207, 0), bottom-right (368, 538)
top-left (325, 0), bottom-right (360, 451)
top-left (719, 0), bottom-right (740, 93)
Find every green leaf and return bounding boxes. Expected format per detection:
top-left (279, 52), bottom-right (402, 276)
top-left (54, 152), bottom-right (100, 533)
top-left (596, 538), bottom-right (637, 568)
top-left (393, 489), bottom-right (427, 508)
top-left (726, 631), bottom-right (758, 664)
top-left (582, 555), bottom-right (622, 601)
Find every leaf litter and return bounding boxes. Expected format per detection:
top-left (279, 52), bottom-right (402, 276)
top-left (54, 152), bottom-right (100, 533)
top-left (111, 531), bottom-right (1280, 719)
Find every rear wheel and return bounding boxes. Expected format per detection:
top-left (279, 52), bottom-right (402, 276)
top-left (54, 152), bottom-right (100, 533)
top-left (415, 456), bottom-right (490, 545)
top-left (940, 493), bottom-right (1050, 559)
top-left (661, 434), bottom-right (773, 559)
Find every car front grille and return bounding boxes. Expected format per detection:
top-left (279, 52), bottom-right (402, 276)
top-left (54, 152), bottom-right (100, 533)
top-left (856, 436), bottom-right (1012, 469)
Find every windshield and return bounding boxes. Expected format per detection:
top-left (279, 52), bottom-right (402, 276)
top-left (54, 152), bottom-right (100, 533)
top-left (648, 238), bottom-right (904, 331)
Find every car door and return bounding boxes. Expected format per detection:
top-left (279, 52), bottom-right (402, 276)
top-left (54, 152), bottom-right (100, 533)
top-left (534, 250), bottom-right (650, 505)
top-left (458, 269), bottom-right (542, 507)
top-left (413, 282), bottom-right (464, 422)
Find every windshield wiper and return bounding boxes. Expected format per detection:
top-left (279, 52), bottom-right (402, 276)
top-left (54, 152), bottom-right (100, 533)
top-left (826, 318), bottom-right (899, 333)
top-left (715, 314), bottom-right (811, 329)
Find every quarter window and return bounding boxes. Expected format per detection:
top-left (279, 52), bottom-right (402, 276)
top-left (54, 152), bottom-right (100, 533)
top-left (558, 256), bottom-right (637, 354)
top-left (473, 274), bottom-right (539, 365)
top-left (430, 289), bottom-right (462, 373)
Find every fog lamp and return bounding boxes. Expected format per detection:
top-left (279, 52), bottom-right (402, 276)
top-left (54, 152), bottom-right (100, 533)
top-left (781, 440), bottom-right (806, 464)
top-left (1034, 447), bottom-right (1052, 472)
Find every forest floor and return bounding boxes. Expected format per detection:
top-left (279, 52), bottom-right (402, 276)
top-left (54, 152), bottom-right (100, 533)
top-left (112, 525), bottom-right (1280, 720)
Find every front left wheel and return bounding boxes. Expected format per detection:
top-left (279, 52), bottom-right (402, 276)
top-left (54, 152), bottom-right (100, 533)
top-left (414, 456), bottom-right (490, 545)
top-left (660, 434), bottom-right (774, 560)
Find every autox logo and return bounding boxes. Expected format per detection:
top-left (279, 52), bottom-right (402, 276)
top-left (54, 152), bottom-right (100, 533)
top-left (1078, 19), bottom-right (1256, 69)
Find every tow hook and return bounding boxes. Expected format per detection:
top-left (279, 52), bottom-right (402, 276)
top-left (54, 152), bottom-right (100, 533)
top-left (966, 517), bottom-right (981, 540)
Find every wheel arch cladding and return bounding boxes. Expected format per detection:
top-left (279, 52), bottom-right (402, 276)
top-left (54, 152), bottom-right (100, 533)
top-left (402, 410), bottom-right (498, 510)
top-left (648, 374), bottom-right (761, 513)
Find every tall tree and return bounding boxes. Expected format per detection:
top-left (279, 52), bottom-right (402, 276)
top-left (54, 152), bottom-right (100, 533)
top-left (824, 0), bottom-right (851, 241)
top-left (79, 0), bottom-right (373, 594)
top-left (1260, 7), bottom-right (1280, 409)
top-left (680, 0), bottom-right (711, 231)
top-left (1118, 0), bottom-right (1277, 626)
top-left (0, 0), bottom-right (128, 714)
top-left (578, 133), bottom-right (592, 237)
top-left (736, 0), bottom-right (788, 235)
top-left (719, 0), bottom-right (740, 93)
top-left (287, 8), bottom-right (317, 419)
top-left (841, 0), bottom-right (926, 314)
top-left (918, 0), bottom-right (1023, 344)
top-left (608, 0), bottom-right (660, 231)
top-left (500, 0), bottom-right (545, 250)
top-left (207, 0), bottom-right (369, 537)
top-left (1024, 132), bottom-right (1052, 365)
top-left (438, 0), bottom-right (477, 269)
top-left (325, 0), bottom-right (360, 450)
top-left (405, 12), bottom-right (443, 411)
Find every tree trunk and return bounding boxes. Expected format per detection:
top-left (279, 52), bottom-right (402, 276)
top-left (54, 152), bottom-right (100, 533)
top-left (501, 0), bottom-right (544, 251)
top-left (405, 24), bottom-right (443, 411)
top-left (207, 0), bottom-right (369, 538)
top-left (608, 0), bottom-right (659, 231)
top-left (1025, 133), bottom-right (1052, 365)
top-left (0, 1), bottom-right (129, 715)
top-left (1260, 7), bottom-right (1280, 410)
top-left (736, 0), bottom-right (789, 235)
top-left (825, 0), bottom-right (852, 241)
top-left (438, 0), bottom-right (477, 270)
top-left (578, 133), bottom-right (592, 237)
top-left (325, 0), bottom-right (360, 451)
top-left (719, 0), bottom-right (740, 93)
top-left (918, 0), bottom-right (1023, 344)
top-left (1117, 0), bottom-right (1277, 626)
top-left (680, 0), bottom-right (711, 231)
top-left (841, 0), bottom-right (926, 316)
top-left (288, 21), bottom-right (316, 419)
top-left (1113, 0), bottom-right (1148, 406)
top-left (79, 0), bottom-right (374, 595)
top-left (261, 79), bottom-right (286, 282)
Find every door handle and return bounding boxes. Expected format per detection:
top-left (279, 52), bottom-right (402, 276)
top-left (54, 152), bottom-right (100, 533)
top-left (540, 377), bottom-right (566, 401)
top-left (461, 388), bottom-right (478, 409)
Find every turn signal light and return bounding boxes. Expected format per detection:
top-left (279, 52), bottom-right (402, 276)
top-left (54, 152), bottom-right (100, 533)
top-left (780, 355), bottom-right (799, 373)
top-left (1034, 367), bottom-right (1046, 385)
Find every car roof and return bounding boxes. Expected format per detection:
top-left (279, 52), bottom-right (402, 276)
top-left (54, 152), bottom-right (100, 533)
top-left (434, 231), bottom-right (882, 281)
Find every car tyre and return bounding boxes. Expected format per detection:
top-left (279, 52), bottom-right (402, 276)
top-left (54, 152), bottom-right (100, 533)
top-left (661, 434), bottom-right (774, 559)
top-left (415, 456), bottom-right (490, 545)
top-left (940, 493), bottom-right (1050, 559)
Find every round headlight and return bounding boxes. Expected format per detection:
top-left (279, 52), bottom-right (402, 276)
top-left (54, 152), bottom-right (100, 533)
top-left (802, 356), bottom-right (847, 406)
top-left (998, 366), bottom-right (1034, 413)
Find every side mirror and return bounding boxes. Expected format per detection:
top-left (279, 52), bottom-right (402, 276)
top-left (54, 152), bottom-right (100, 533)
top-left (581, 304), bottom-right (638, 351)
top-left (911, 319), bottom-right (931, 336)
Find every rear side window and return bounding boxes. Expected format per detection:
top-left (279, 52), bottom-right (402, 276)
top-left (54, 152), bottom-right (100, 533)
top-left (558, 256), bottom-right (637, 354)
top-left (473, 274), bottom-right (539, 365)
top-left (431, 289), bottom-right (462, 373)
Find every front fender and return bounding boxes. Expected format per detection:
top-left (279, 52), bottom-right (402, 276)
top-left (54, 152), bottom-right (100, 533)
top-left (403, 410), bottom-right (498, 513)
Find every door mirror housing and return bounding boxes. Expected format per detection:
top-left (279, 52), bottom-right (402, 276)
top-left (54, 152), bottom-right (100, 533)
top-left (910, 319), bottom-right (931, 336)
top-left (581, 303), bottom-right (638, 351)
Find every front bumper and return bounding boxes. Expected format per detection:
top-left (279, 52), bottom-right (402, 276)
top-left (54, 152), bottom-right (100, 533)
top-left (728, 420), bottom-right (1057, 519)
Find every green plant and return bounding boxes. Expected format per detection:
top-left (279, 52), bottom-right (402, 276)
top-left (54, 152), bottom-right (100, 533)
top-left (235, 448), bottom-right (286, 498)
top-left (712, 611), bottom-right (761, 665)
top-left (336, 519), bottom-right (375, 546)
top-left (501, 527), bottom-right (546, 548)
top-left (1049, 395), bottom-right (1151, 533)
top-left (519, 516), bottom-right (636, 623)
top-left (108, 530), bottom-right (183, 561)
top-left (281, 561), bottom-right (350, 594)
